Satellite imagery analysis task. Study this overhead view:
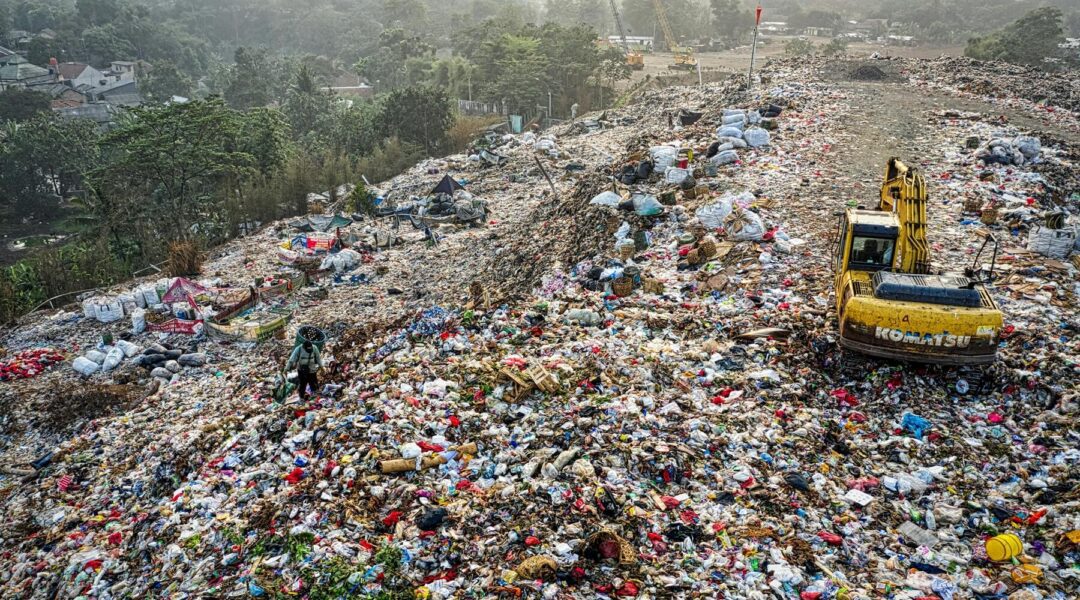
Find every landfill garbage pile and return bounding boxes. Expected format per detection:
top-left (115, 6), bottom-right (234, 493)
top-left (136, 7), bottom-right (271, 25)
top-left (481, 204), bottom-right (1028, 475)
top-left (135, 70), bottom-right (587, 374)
top-left (0, 57), bottom-right (1079, 599)
top-left (904, 56), bottom-right (1080, 118)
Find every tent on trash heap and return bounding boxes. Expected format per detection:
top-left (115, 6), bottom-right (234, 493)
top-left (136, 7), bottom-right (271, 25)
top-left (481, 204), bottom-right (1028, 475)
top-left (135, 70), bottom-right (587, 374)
top-left (160, 277), bottom-right (209, 304)
top-left (431, 174), bottom-right (465, 196)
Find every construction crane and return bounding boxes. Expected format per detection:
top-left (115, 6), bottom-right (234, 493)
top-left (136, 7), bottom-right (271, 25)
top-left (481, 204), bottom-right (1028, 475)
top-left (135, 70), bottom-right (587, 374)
top-left (608, 0), bottom-right (644, 70)
top-left (650, 0), bottom-right (696, 70)
top-left (833, 158), bottom-right (1004, 365)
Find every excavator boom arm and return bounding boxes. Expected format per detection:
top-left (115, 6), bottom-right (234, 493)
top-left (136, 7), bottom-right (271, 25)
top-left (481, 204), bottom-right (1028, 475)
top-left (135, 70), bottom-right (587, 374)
top-left (880, 158), bottom-right (930, 274)
top-left (608, 0), bottom-right (631, 54)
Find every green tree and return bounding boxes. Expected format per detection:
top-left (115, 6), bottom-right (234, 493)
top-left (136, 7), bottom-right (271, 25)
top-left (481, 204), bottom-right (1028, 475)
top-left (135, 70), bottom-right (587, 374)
top-left (374, 85), bottom-right (453, 155)
top-left (784, 38), bottom-right (815, 56)
top-left (427, 56), bottom-right (478, 100)
top-left (77, 0), bottom-right (126, 27)
top-left (477, 34), bottom-right (548, 114)
top-left (81, 24), bottom-right (136, 66)
top-left (594, 45), bottom-right (631, 108)
top-left (965, 7), bottom-right (1066, 69)
top-left (25, 35), bottom-right (70, 65)
top-left (140, 61), bottom-right (195, 102)
top-left (87, 98), bottom-right (280, 242)
top-left (1067, 11), bottom-right (1080, 37)
top-left (324, 101), bottom-right (381, 158)
top-left (0, 1), bottom-right (11, 33)
top-left (283, 64), bottom-right (335, 140)
top-left (0, 89), bottom-right (51, 123)
top-left (820, 37), bottom-right (848, 57)
top-left (0, 116), bottom-right (101, 215)
top-left (354, 28), bottom-right (434, 92)
top-left (226, 47), bottom-right (273, 109)
top-left (710, 0), bottom-right (752, 46)
top-left (544, 0), bottom-right (610, 34)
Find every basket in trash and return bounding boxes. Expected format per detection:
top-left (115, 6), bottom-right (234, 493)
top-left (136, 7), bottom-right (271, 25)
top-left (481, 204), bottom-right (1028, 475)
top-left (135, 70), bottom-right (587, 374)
top-left (698, 239), bottom-right (717, 258)
top-left (643, 278), bottom-right (665, 294)
top-left (295, 325), bottom-right (327, 350)
top-left (963, 197), bottom-right (981, 213)
top-left (612, 277), bottom-right (633, 297)
top-left (980, 207), bottom-right (998, 225)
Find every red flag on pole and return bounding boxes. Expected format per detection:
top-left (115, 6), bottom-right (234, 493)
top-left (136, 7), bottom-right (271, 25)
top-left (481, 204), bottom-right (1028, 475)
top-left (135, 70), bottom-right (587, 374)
top-left (756, 6), bottom-right (763, 25)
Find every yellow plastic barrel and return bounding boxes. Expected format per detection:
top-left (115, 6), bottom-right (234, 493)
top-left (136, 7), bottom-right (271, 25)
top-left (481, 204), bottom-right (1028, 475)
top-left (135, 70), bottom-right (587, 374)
top-left (985, 533), bottom-right (1023, 561)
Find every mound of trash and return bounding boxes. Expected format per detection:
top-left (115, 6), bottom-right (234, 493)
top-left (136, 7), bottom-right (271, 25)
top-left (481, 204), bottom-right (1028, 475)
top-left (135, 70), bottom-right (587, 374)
top-left (0, 57), bottom-right (1078, 600)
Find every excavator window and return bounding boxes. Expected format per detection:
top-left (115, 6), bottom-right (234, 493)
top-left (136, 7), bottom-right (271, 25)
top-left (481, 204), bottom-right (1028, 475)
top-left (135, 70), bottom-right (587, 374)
top-left (850, 236), bottom-right (895, 270)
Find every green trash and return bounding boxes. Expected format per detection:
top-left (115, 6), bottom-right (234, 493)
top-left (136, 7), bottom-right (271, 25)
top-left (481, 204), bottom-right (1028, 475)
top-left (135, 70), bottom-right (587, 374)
top-left (294, 325), bottom-right (327, 350)
top-left (272, 371), bottom-right (296, 402)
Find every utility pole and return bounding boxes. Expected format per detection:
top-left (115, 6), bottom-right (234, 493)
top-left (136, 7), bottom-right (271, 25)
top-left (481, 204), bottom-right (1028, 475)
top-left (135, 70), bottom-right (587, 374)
top-left (747, 5), bottom-right (763, 89)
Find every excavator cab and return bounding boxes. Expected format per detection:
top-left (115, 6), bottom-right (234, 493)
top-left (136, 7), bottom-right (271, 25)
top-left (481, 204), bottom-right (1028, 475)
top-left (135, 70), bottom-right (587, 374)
top-left (833, 159), bottom-right (1004, 365)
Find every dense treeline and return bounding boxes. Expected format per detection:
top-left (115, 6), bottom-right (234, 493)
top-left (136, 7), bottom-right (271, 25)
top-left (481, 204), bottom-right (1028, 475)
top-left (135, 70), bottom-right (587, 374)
top-left (0, 0), bottom-right (635, 322)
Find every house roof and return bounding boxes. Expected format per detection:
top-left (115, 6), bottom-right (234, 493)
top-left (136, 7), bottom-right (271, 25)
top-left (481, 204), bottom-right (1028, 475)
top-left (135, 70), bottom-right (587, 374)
top-left (0, 45), bottom-right (16, 58)
top-left (0, 58), bottom-right (51, 81)
top-left (58, 62), bottom-right (92, 80)
top-left (94, 79), bottom-right (137, 95)
top-left (56, 103), bottom-right (118, 124)
top-left (102, 92), bottom-right (142, 107)
top-left (27, 82), bottom-right (85, 98)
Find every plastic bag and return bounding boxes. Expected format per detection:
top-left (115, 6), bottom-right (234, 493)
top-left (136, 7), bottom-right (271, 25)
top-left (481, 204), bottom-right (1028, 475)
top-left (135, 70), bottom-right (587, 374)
top-left (1026, 226), bottom-right (1075, 259)
top-left (718, 126), bottom-right (744, 139)
top-left (743, 127), bottom-right (771, 148)
top-left (695, 197), bottom-right (735, 229)
top-left (590, 191), bottom-right (622, 207)
top-left (722, 113), bottom-right (747, 126)
top-left (648, 146), bottom-right (678, 170)
top-left (632, 195), bottom-right (664, 216)
top-left (901, 412), bottom-right (932, 439)
top-left (131, 308), bottom-right (146, 334)
top-left (614, 221), bottom-right (631, 241)
top-left (1012, 136), bottom-right (1040, 162)
top-left (728, 209), bottom-right (765, 241)
top-left (102, 347), bottom-right (124, 371)
top-left (115, 339), bottom-right (140, 358)
top-left (709, 150), bottom-right (739, 165)
top-left (664, 167), bottom-right (691, 185)
top-left (73, 357), bottom-right (100, 376)
top-left (85, 350), bottom-right (107, 364)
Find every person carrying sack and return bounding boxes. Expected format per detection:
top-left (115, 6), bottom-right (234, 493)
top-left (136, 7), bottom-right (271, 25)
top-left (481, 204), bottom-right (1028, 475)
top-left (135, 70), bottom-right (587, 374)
top-left (286, 340), bottom-right (324, 400)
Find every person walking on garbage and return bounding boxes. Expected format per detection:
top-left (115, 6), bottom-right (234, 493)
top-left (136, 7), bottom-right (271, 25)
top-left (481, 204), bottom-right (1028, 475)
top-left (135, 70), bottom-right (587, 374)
top-left (285, 341), bottom-right (324, 400)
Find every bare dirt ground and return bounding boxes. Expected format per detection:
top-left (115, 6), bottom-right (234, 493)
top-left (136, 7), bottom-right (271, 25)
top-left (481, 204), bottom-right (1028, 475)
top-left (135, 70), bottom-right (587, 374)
top-left (631, 39), bottom-right (966, 83)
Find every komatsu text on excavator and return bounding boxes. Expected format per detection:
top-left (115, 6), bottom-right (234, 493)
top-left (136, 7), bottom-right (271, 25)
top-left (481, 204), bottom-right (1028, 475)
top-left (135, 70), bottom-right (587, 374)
top-left (834, 158), bottom-right (1004, 365)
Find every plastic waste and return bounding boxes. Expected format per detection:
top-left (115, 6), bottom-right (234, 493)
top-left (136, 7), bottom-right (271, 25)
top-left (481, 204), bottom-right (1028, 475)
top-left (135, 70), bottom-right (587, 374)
top-left (709, 149), bottom-right (738, 165)
top-left (72, 357), bottom-right (100, 376)
top-left (131, 308), bottom-right (146, 334)
top-left (743, 127), bottom-right (771, 148)
top-left (900, 412), bottom-right (932, 439)
top-left (718, 126), bottom-right (744, 139)
top-left (102, 347), bottom-right (124, 371)
top-left (632, 194), bottom-right (664, 216)
top-left (664, 167), bottom-right (691, 185)
top-left (589, 191), bottom-right (622, 207)
top-left (695, 197), bottom-right (734, 230)
top-left (728, 210), bottom-right (765, 241)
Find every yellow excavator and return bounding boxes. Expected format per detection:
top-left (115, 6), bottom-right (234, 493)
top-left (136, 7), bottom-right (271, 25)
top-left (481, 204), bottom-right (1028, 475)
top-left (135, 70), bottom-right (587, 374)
top-left (608, 0), bottom-right (644, 70)
top-left (651, 0), bottom-right (697, 70)
top-left (834, 158), bottom-right (1004, 365)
